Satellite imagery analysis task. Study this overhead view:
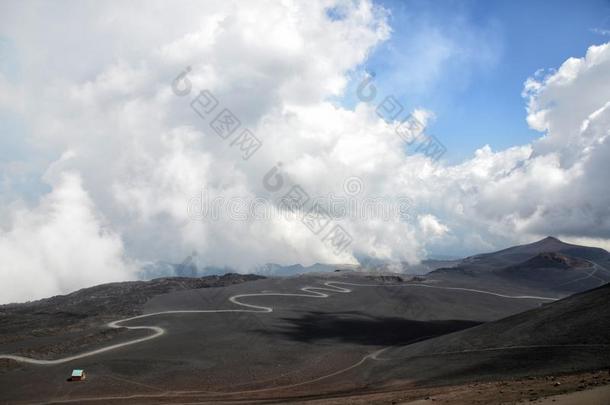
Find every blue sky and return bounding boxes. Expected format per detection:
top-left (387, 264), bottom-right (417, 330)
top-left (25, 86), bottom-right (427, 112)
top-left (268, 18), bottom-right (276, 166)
top-left (344, 0), bottom-right (610, 163)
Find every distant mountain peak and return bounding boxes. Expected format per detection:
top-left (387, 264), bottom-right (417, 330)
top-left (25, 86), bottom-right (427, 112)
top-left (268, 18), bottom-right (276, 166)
top-left (528, 235), bottom-right (570, 250)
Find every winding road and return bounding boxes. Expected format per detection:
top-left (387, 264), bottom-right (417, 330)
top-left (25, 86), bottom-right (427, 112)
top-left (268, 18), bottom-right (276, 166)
top-left (0, 280), bottom-right (558, 366)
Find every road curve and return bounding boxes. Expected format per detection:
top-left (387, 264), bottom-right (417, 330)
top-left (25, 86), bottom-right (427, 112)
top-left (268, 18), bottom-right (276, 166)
top-left (0, 280), bottom-right (557, 365)
top-left (331, 281), bottom-right (559, 301)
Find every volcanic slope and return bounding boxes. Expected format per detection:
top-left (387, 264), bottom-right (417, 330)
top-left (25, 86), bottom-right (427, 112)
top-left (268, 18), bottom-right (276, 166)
top-left (368, 282), bottom-right (610, 386)
top-left (0, 272), bottom-right (554, 403)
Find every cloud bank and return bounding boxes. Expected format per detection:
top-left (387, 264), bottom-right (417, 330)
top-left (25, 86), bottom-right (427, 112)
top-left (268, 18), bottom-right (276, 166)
top-left (0, 1), bottom-right (609, 302)
top-left (0, 171), bottom-right (136, 303)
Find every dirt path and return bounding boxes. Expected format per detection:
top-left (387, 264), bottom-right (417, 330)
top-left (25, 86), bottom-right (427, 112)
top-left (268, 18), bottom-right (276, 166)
top-left (0, 280), bottom-right (557, 366)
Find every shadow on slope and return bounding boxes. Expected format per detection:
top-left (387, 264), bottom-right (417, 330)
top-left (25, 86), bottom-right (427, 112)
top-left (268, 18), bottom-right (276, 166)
top-left (260, 310), bottom-right (481, 346)
top-left (370, 283), bottom-right (610, 385)
top-left (405, 282), bottom-right (610, 354)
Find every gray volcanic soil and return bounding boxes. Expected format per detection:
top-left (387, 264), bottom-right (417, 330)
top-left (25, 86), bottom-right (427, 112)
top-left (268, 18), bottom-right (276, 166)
top-left (0, 274), bottom-right (263, 360)
top-left (362, 283), bottom-right (610, 387)
top-left (2, 237), bottom-right (609, 403)
top-left (0, 272), bottom-right (549, 403)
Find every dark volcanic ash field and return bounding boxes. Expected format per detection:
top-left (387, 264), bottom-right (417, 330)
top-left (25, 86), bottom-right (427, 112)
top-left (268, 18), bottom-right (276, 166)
top-left (1, 237), bottom-right (609, 404)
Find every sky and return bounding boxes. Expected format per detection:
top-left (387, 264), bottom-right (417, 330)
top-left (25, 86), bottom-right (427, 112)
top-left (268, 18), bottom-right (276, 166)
top-left (1, 0), bottom-right (610, 303)
top-left (347, 0), bottom-right (610, 161)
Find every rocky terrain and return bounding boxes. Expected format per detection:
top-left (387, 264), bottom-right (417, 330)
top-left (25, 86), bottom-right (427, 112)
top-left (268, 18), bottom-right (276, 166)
top-left (0, 273), bottom-right (263, 358)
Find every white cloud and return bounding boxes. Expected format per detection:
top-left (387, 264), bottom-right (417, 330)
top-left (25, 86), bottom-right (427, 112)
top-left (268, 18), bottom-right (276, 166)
top-left (0, 0), bottom-right (401, 301)
top-left (524, 43), bottom-right (610, 163)
top-left (516, 42), bottom-right (610, 239)
top-left (0, 1), bottom-right (609, 302)
top-left (418, 214), bottom-right (449, 239)
top-left (0, 172), bottom-right (136, 303)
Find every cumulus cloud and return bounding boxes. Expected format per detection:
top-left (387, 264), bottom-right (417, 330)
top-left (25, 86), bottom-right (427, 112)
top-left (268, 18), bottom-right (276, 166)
top-left (397, 41), bottom-right (610, 253)
top-left (418, 214), bottom-right (449, 239)
top-left (0, 0), bottom-right (403, 302)
top-left (0, 0), bottom-right (609, 302)
top-left (0, 171), bottom-right (136, 303)
top-left (517, 43), bottom-right (610, 238)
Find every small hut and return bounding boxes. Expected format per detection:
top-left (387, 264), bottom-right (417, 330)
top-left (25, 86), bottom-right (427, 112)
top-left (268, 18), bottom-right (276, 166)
top-left (70, 369), bottom-right (86, 381)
